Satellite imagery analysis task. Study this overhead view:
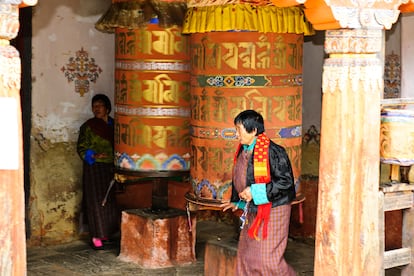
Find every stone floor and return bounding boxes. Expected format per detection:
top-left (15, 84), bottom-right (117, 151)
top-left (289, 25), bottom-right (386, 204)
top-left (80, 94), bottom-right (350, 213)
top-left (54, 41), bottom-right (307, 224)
top-left (27, 220), bottom-right (402, 276)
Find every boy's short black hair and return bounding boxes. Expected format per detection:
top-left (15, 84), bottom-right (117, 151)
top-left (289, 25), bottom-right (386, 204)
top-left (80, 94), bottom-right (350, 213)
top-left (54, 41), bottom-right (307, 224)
top-left (234, 110), bottom-right (265, 135)
top-left (92, 94), bottom-right (111, 113)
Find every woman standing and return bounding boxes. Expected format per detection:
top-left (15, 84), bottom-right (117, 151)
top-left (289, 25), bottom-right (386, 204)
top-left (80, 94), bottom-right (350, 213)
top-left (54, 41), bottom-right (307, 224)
top-left (221, 110), bottom-right (296, 275)
top-left (77, 94), bottom-right (120, 250)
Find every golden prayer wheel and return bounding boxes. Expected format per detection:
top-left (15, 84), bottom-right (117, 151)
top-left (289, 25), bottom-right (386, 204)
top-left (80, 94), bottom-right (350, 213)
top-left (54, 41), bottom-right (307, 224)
top-left (114, 23), bottom-right (191, 171)
top-left (380, 108), bottom-right (414, 166)
top-left (189, 31), bottom-right (303, 204)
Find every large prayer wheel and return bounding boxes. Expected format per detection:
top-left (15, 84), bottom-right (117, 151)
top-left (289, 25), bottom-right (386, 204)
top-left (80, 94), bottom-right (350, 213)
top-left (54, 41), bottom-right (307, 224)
top-left (190, 32), bottom-right (303, 203)
top-left (380, 108), bottom-right (414, 166)
top-left (114, 23), bottom-right (191, 171)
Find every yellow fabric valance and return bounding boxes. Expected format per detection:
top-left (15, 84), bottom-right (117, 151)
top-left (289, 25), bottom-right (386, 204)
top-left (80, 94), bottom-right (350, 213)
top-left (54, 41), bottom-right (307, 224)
top-left (182, 5), bottom-right (314, 35)
top-left (187, 0), bottom-right (273, 7)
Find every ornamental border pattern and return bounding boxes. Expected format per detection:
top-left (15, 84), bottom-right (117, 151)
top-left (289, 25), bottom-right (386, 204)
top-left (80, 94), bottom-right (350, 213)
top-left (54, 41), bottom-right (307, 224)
top-left (196, 74), bottom-right (303, 88)
top-left (115, 60), bottom-right (191, 72)
top-left (115, 105), bottom-right (191, 118)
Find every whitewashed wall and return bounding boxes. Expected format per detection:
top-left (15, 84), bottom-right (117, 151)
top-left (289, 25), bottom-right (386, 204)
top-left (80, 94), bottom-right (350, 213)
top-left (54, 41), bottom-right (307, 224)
top-left (401, 13), bottom-right (414, 98)
top-left (303, 31), bottom-right (324, 132)
top-left (32, 0), bottom-right (114, 143)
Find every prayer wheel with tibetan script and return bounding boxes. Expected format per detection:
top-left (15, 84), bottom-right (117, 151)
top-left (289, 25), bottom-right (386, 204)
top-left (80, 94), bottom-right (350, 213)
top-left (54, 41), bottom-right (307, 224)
top-left (114, 23), bottom-right (191, 171)
top-left (190, 32), bottom-right (303, 203)
top-left (380, 108), bottom-right (414, 166)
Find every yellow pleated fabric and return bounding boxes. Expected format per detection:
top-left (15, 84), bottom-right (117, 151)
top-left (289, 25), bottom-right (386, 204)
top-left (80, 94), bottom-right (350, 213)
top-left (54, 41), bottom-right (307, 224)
top-left (182, 4), bottom-right (314, 35)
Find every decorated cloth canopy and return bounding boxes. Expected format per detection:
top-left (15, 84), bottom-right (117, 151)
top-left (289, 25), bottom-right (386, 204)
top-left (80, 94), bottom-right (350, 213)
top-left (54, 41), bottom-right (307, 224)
top-left (95, 0), bottom-right (414, 34)
top-left (95, 0), bottom-right (314, 35)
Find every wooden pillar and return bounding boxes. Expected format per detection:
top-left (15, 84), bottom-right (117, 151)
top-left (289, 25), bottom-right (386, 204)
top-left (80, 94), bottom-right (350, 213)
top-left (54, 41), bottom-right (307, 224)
top-left (314, 29), bottom-right (383, 275)
top-left (0, 2), bottom-right (33, 275)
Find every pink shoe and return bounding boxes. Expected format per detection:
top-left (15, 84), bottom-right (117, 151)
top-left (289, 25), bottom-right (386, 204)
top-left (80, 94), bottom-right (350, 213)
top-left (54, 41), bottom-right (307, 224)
top-left (91, 237), bottom-right (104, 250)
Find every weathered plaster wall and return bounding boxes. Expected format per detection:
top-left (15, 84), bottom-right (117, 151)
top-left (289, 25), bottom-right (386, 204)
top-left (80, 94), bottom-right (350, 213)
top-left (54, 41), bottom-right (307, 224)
top-left (29, 0), bottom-right (114, 245)
top-left (29, 142), bottom-right (82, 244)
top-left (385, 17), bottom-right (401, 56)
top-left (301, 32), bottom-right (324, 178)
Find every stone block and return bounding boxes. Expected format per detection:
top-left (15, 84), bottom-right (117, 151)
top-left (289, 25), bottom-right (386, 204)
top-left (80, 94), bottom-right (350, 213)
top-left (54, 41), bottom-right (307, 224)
top-left (119, 208), bottom-right (196, 268)
top-left (204, 238), bottom-right (237, 276)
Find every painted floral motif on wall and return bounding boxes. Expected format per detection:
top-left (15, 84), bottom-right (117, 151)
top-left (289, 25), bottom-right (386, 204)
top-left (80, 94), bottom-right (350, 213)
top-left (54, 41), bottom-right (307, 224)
top-left (61, 47), bottom-right (102, 96)
top-left (384, 52), bottom-right (401, 99)
top-left (303, 125), bottom-right (320, 145)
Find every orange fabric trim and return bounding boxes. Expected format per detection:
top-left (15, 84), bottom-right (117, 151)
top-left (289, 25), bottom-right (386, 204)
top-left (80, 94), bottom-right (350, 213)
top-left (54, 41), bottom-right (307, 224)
top-left (400, 3), bottom-right (414, 13)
